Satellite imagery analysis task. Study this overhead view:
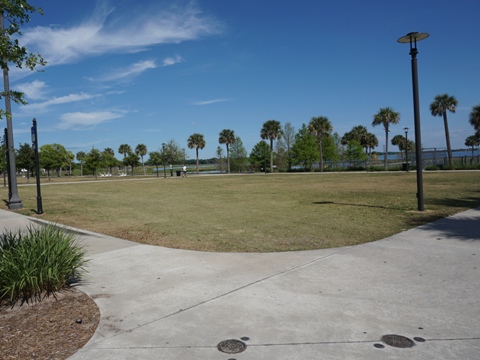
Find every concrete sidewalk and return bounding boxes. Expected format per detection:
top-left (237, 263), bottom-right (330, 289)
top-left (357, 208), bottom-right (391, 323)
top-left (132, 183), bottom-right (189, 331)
top-left (1, 209), bottom-right (479, 359)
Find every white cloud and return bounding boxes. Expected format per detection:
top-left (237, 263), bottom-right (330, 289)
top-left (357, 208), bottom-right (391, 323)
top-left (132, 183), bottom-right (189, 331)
top-left (162, 55), bottom-right (184, 67)
top-left (58, 111), bottom-right (125, 130)
top-left (16, 80), bottom-right (49, 100)
top-left (26, 93), bottom-right (100, 112)
top-left (193, 99), bottom-right (228, 106)
top-left (22, 2), bottom-right (223, 66)
top-left (100, 60), bottom-right (157, 81)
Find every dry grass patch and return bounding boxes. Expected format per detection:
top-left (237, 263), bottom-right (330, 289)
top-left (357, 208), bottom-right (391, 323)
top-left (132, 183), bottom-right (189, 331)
top-left (5, 172), bottom-right (480, 252)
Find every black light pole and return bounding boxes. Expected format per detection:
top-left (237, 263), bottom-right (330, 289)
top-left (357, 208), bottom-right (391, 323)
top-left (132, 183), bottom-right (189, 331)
top-left (31, 119), bottom-right (43, 214)
top-left (2, 134), bottom-right (6, 187)
top-left (162, 143), bottom-right (166, 178)
top-left (4, 129), bottom-right (11, 197)
top-left (398, 32), bottom-right (428, 211)
top-left (404, 127), bottom-right (409, 172)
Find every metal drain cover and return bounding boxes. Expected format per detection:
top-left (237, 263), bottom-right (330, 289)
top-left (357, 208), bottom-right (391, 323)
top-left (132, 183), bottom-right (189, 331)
top-left (381, 334), bottom-right (415, 348)
top-left (217, 339), bottom-right (247, 354)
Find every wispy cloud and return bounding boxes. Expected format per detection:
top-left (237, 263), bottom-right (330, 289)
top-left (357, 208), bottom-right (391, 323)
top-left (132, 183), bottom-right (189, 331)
top-left (22, 1), bottom-right (223, 66)
top-left (16, 80), bottom-right (49, 100)
top-left (193, 99), bottom-right (229, 106)
top-left (58, 111), bottom-right (126, 130)
top-left (25, 93), bottom-right (100, 112)
top-left (100, 60), bottom-right (157, 82)
top-left (162, 55), bottom-right (184, 67)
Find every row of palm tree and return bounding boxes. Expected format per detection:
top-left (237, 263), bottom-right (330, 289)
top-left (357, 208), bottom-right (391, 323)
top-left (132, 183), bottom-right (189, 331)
top-left (106, 97), bottom-right (480, 176)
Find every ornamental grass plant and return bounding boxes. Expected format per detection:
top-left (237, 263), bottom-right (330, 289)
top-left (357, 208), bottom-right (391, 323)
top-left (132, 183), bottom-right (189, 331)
top-left (0, 225), bottom-right (88, 306)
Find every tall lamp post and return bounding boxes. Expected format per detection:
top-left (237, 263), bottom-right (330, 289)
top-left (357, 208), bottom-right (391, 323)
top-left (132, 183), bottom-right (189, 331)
top-left (162, 143), bottom-right (166, 178)
top-left (397, 32), bottom-right (429, 211)
top-left (31, 119), bottom-right (43, 214)
top-left (404, 127), bottom-right (409, 172)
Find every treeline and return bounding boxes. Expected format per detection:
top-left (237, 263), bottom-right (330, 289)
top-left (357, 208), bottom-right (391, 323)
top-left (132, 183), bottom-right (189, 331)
top-left (5, 99), bottom-right (480, 177)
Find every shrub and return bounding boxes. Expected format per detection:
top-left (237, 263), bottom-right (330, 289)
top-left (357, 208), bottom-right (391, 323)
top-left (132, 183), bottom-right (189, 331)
top-left (0, 225), bottom-right (88, 306)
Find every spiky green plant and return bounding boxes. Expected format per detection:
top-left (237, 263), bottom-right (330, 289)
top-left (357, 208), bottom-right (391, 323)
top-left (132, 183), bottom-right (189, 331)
top-left (0, 225), bottom-right (88, 306)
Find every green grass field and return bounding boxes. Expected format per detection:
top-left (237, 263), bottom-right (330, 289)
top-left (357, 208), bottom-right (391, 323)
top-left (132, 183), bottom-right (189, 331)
top-left (3, 171), bottom-right (480, 252)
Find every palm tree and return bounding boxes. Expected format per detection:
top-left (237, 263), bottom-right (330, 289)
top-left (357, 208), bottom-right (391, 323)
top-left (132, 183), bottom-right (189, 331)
top-left (260, 119), bottom-right (282, 173)
top-left (135, 144), bottom-right (148, 175)
top-left (341, 125), bottom-right (368, 145)
top-left (187, 133), bottom-right (206, 173)
top-left (76, 151), bottom-right (86, 176)
top-left (469, 104), bottom-right (480, 131)
top-left (308, 116), bottom-right (332, 172)
top-left (391, 134), bottom-right (406, 161)
top-left (430, 94), bottom-right (458, 167)
top-left (465, 135), bottom-right (479, 162)
top-left (372, 107), bottom-right (400, 170)
top-left (218, 129), bottom-right (236, 174)
top-left (364, 132), bottom-right (378, 165)
top-left (118, 144), bottom-right (131, 175)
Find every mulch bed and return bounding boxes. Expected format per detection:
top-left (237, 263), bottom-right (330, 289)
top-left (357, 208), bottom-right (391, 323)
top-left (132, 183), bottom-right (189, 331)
top-left (0, 287), bottom-right (99, 359)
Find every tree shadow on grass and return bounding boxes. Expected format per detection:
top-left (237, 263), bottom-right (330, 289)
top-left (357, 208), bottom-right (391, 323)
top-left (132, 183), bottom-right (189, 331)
top-left (426, 196), bottom-right (480, 209)
top-left (312, 201), bottom-right (388, 210)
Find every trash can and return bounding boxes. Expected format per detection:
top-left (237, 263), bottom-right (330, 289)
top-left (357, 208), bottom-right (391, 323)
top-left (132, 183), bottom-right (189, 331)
top-left (402, 163), bottom-right (409, 171)
top-left (176, 170), bottom-right (181, 177)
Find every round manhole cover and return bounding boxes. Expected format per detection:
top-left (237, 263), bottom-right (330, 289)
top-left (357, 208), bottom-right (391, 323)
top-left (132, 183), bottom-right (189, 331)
top-left (217, 339), bottom-right (247, 354)
top-left (381, 334), bottom-right (415, 348)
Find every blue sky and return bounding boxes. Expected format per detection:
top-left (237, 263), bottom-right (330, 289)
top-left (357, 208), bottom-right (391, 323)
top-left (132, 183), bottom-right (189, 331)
top-left (6, 0), bottom-right (480, 160)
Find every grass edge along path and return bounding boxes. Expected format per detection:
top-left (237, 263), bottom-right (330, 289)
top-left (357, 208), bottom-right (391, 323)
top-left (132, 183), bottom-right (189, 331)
top-left (7, 171), bottom-right (480, 252)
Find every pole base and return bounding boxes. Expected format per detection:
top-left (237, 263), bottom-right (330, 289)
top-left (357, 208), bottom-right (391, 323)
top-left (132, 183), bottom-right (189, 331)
top-left (8, 200), bottom-right (23, 210)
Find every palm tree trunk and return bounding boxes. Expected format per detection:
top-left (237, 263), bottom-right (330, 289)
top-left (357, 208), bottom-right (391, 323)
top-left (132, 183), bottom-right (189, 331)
top-left (384, 131), bottom-right (389, 170)
top-left (270, 139), bottom-right (274, 173)
top-left (443, 113), bottom-right (453, 167)
top-left (319, 137), bottom-right (324, 172)
top-left (196, 148), bottom-right (199, 173)
top-left (226, 144), bottom-right (230, 174)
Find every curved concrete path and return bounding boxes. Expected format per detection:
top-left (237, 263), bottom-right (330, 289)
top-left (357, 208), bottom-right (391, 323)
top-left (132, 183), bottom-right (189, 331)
top-left (0, 208), bottom-right (479, 359)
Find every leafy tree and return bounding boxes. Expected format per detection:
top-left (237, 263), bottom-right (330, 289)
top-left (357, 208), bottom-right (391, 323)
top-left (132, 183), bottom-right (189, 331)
top-left (135, 144), bottom-right (148, 175)
top-left (102, 148), bottom-right (117, 175)
top-left (322, 135), bottom-right (339, 162)
top-left (148, 151), bottom-right (162, 177)
top-left (187, 133), bottom-right (206, 173)
top-left (118, 144), bottom-right (131, 175)
top-left (276, 122), bottom-right (296, 171)
top-left (292, 124), bottom-right (318, 171)
top-left (469, 104), bottom-right (480, 131)
top-left (345, 140), bottom-right (367, 162)
top-left (430, 94), bottom-right (458, 167)
top-left (1, 1), bottom-right (45, 208)
top-left (332, 132), bottom-right (345, 160)
top-left (84, 148), bottom-right (103, 179)
top-left (161, 139), bottom-right (187, 165)
top-left (218, 129), bottom-right (235, 174)
top-left (0, 1), bottom-right (45, 119)
top-left (372, 107), bottom-right (400, 170)
top-left (39, 143), bottom-right (69, 179)
top-left (230, 136), bottom-right (248, 172)
top-left (76, 151), bottom-right (86, 176)
top-left (249, 141), bottom-right (269, 172)
top-left (260, 119), bottom-right (282, 173)
top-left (16, 143), bottom-right (34, 182)
top-left (308, 116), bottom-right (332, 172)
